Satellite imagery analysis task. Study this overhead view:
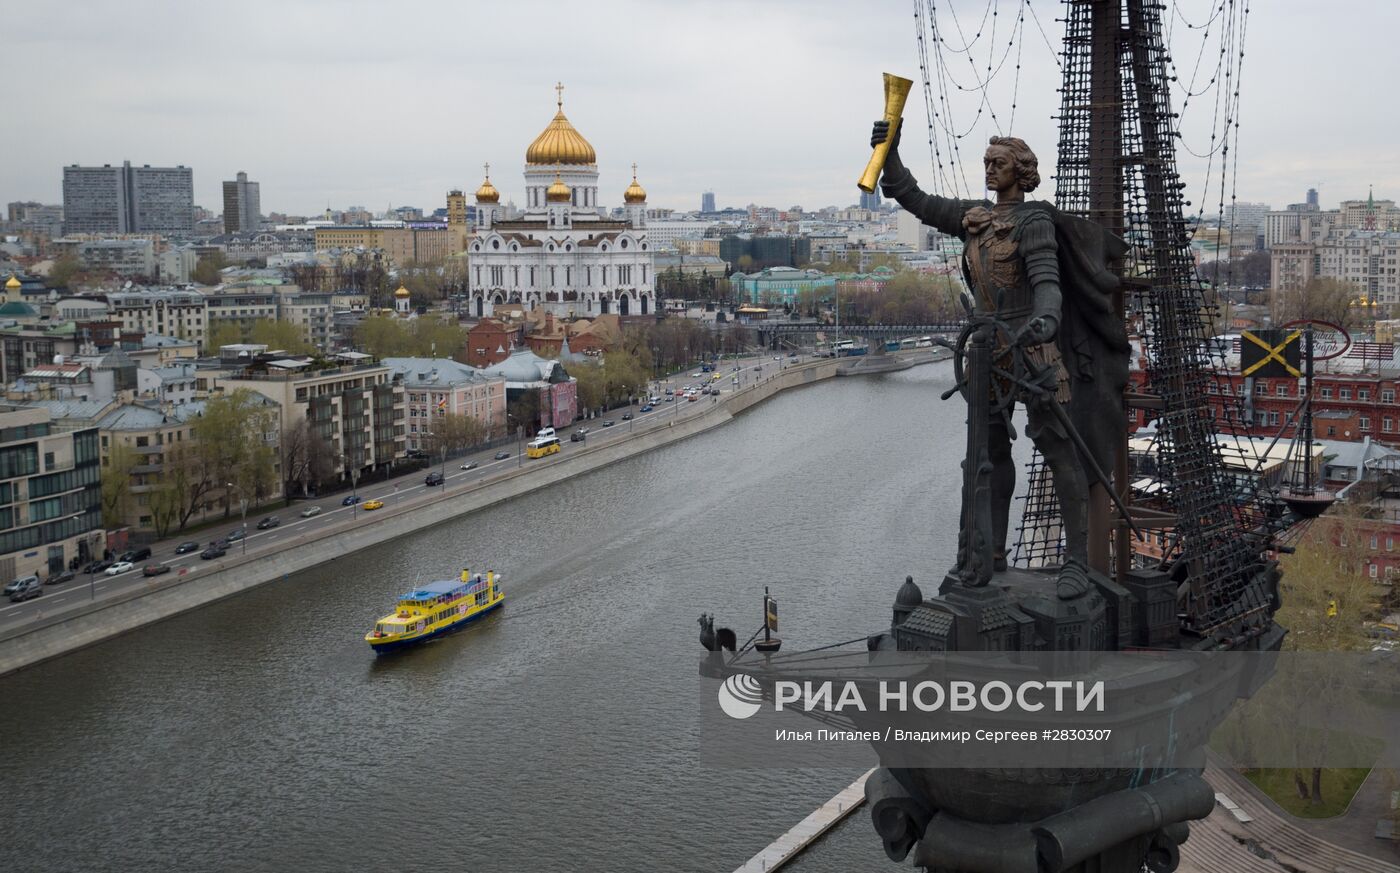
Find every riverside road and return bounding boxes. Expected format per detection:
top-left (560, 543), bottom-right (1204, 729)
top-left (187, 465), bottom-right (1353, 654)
top-left (0, 350), bottom-right (797, 637)
top-left (0, 359), bottom-right (997, 873)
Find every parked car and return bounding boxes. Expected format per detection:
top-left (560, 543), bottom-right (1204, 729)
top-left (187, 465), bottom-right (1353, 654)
top-left (256, 516), bottom-right (281, 530)
top-left (45, 570), bottom-right (75, 586)
top-left (404, 449), bottom-right (428, 460)
top-left (120, 547), bottom-right (153, 562)
top-left (84, 560), bottom-right (112, 574)
top-left (665, 389), bottom-right (674, 396)
top-left (570, 430), bottom-right (588, 442)
top-left (621, 413), bottom-right (633, 421)
top-left (602, 420), bottom-right (616, 428)
top-left (300, 506), bottom-right (322, 518)
top-left (425, 472), bottom-right (445, 487)
top-left (105, 561), bottom-right (134, 576)
top-left (664, 396), bottom-right (674, 402)
top-left (226, 529), bottom-right (246, 542)
top-left (200, 546), bottom-right (227, 560)
top-left (174, 541), bottom-right (200, 554)
top-left (342, 495), bottom-right (361, 507)
top-left (363, 499), bottom-right (385, 511)
top-left (460, 461), bottom-right (479, 470)
top-left (143, 564), bottom-right (171, 577)
top-left (7, 576), bottom-right (42, 602)
top-left (494, 451), bottom-right (511, 460)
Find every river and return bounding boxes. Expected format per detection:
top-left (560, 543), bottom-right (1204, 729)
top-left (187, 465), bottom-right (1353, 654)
top-left (0, 360), bottom-right (1029, 872)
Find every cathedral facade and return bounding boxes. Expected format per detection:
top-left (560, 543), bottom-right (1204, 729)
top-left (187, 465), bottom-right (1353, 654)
top-left (467, 86), bottom-right (656, 319)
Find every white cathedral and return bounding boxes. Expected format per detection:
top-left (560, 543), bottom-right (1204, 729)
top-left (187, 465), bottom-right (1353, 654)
top-left (467, 85), bottom-right (655, 319)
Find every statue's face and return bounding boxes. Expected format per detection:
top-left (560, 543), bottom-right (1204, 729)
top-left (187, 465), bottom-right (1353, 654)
top-left (983, 145), bottom-right (1018, 194)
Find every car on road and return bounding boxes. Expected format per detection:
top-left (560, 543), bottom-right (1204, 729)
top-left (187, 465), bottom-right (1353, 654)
top-left (788, 352), bottom-right (798, 359)
top-left (774, 355), bottom-right (781, 360)
top-left (84, 560), bottom-right (112, 574)
top-left (226, 529), bottom-right (246, 542)
top-left (363, 499), bottom-right (385, 511)
top-left (200, 545), bottom-right (227, 560)
top-left (640, 405), bottom-right (653, 413)
top-left (404, 449), bottom-right (428, 460)
top-left (461, 461), bottom-right (479, 470)
top-left (300, 506), bottom-right (322, 518)
top-left (7, 576), bottom-right (42, 602)
top-left (665, 389), bottom-right (673, 395)
top-left (174, 541), bottom-right (200, 554)
top-left (143, 564), bottom-right (171, 577)
top-left (105, 561), bottom-right (134, 576)
top-left (664, 395), bottom-right (674, 402)
top-left (45, 570), bottom-right (75, 586)
top-left (537, 427), bottom-right (557, 439)
top-left (691, 372), bottom-right (702, 378)
top-left (120, 547), bottom-right (153, 562)
top-left (256, 516), bottom-right (281, 530)
top-left (688, 393), bottom-right (698, 402)
top-left (425, 472), bottom-right (445, 487)
top-left (621, 413), bottom-right (633, 420)
top-left (602, 420), bottom-right (615, 427)
top-left (494, 451), bottom-right (511, 460)
top-left (342, 495), bottom-right (361, 506)
top-left (570, 430), bottom-right (588, 442)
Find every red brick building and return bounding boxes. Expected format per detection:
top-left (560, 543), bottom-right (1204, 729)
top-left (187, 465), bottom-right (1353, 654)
top-left (462, 318), bottom-right (515, 368)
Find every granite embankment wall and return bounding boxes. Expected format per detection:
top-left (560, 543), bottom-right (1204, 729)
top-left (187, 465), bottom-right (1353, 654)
top-left (0, 359), bottom-right (844, 677)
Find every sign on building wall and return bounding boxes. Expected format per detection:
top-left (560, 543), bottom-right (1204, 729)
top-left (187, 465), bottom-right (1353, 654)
top-left (542, 381), bottom-right (577, 429)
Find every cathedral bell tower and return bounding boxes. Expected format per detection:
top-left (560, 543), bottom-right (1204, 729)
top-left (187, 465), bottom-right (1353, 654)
top-left (546, 173), bottom-right (572, 229)
top-left (623, 163), bottom-right (647, 229)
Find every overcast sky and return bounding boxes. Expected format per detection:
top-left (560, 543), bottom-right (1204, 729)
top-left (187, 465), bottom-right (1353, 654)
top-left (6, 1), bottom-right (1397, 217)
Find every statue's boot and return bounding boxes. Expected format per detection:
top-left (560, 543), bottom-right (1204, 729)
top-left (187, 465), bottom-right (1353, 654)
top-left (1057, 559), bottom-right (1091, 600)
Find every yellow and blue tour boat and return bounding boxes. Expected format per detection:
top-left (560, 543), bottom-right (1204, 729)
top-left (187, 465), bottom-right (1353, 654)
top-left (365, 569), bottom-right (504, 653)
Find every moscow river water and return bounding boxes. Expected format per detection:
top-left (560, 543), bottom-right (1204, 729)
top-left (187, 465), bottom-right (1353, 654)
top-left (1, 361), bottom-right (1027, 873)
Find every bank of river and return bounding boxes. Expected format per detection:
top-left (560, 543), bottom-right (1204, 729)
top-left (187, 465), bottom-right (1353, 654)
top-left (0, 360), bottom-right (1020, 873)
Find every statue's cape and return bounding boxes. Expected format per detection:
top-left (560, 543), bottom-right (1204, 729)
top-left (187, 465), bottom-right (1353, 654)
top-left (1013, 201), bottom-right (1130, 387)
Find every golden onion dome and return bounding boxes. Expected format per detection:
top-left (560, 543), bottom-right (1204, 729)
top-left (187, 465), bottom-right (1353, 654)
top-left (525, 84), bottom-right (596, 165)
top-left (623, 163), bottom-right (647, 204)
top-left (475, 165), bottom-right (500, 204)
top-left (394, 285), bottom-right (411, 299)
top-left (545, 173), bottom-right (572, 203)
top-left (5, 275), bottom-right (20, 290)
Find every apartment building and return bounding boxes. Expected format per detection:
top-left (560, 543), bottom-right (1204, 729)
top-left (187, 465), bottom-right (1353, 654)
top-left (0, 405), bottom-right (103, 580)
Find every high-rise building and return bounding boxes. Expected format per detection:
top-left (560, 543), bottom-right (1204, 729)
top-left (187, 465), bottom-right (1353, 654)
top-left (701, 191), bottom-right (716, 213)
top-left (222, 171), bottom-right (261, 233)
top-left (62, 161), bottom-right (193, 236)
top-left (1306, 188), bottom-right (1319, 209)
top-left (859, 190), bottom-right (882, 211)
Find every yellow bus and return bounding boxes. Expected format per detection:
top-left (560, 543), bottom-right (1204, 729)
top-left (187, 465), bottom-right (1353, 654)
top-left (526, 436), bottom-right (561, 459)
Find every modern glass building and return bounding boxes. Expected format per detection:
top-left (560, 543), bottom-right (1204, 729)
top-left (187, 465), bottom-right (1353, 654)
top-left (0, 406), bottom-right (103, 581)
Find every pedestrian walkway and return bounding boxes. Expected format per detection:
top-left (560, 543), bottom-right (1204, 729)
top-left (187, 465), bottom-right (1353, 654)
top-left (1178, 763), bottom-right (1400, 873)
top-left (733, 769), bottom-right (874, 873)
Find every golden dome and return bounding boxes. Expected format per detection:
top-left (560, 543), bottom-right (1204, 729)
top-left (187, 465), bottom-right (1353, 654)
top-left (394, 285), bottom-right (411, 299)
top-left (475, 164), bottom-right (500, 204)
top-left (525, 84), bottom-right (596, 165)
top-left (623, 163), bottom-right (647, 204)
top-left (546, 173), bottom-right (572, 203)
top-left (5, 275), bottom-right (20, 290)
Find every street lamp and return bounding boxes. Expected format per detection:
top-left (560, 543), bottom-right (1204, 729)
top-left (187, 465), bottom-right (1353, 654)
top-left (226, 482), bottom-right (248, 555)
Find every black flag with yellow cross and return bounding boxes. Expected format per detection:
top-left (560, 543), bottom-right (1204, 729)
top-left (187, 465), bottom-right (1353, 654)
top-left (1240, 329), bottom-right (1302, 379)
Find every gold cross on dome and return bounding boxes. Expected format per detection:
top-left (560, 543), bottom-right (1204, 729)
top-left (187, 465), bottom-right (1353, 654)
top-left (632, 162), bottom-right (638, 179)
top-left (555, 82), bottom-right (565, 107)
top-left (483, 162), bottom-right (490, 180)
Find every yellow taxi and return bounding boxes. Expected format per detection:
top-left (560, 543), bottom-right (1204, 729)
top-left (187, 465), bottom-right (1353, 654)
top-left (363, 499), bottom-right (385, 511)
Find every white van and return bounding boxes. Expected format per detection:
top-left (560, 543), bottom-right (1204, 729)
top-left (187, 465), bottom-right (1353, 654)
top-left (537, 427), bottom-right (556, 439)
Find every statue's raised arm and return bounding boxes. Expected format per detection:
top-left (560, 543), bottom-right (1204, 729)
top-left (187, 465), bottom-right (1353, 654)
top-left (869, 119), bottom-right (981, 239)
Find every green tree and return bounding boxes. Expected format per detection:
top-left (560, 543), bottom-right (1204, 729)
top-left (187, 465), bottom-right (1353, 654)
top-left (146, 479), bottom-right (183, 538)
top-left (45, 253), bottom-right (83, 289)
top-left (206, 321), bottom-right (244, 352)
top-left (192, 250), bottom-right (229, 286)
top-left (101, 443), bottom-right (139, 528)
top-left (570, 360), bottom-right (606, 413)
top-left (354, 316), bottom-right (413, 358)
top-left (162, 442), bottom-right (215, 532)
top-left (281, 419), bottom-right (335, 498)
top-left (249, 318), bottom-right (314, 355)
top-left (1272, 277), bottom-right (1364, 329)
top-left (194, 389), bottom-right (279, 517)
top-left (507, 391), bottom-right (541, 434)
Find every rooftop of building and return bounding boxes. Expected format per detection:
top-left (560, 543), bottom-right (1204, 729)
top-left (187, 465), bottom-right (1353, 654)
top-left (382, 357), bottom-right (502, 386)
